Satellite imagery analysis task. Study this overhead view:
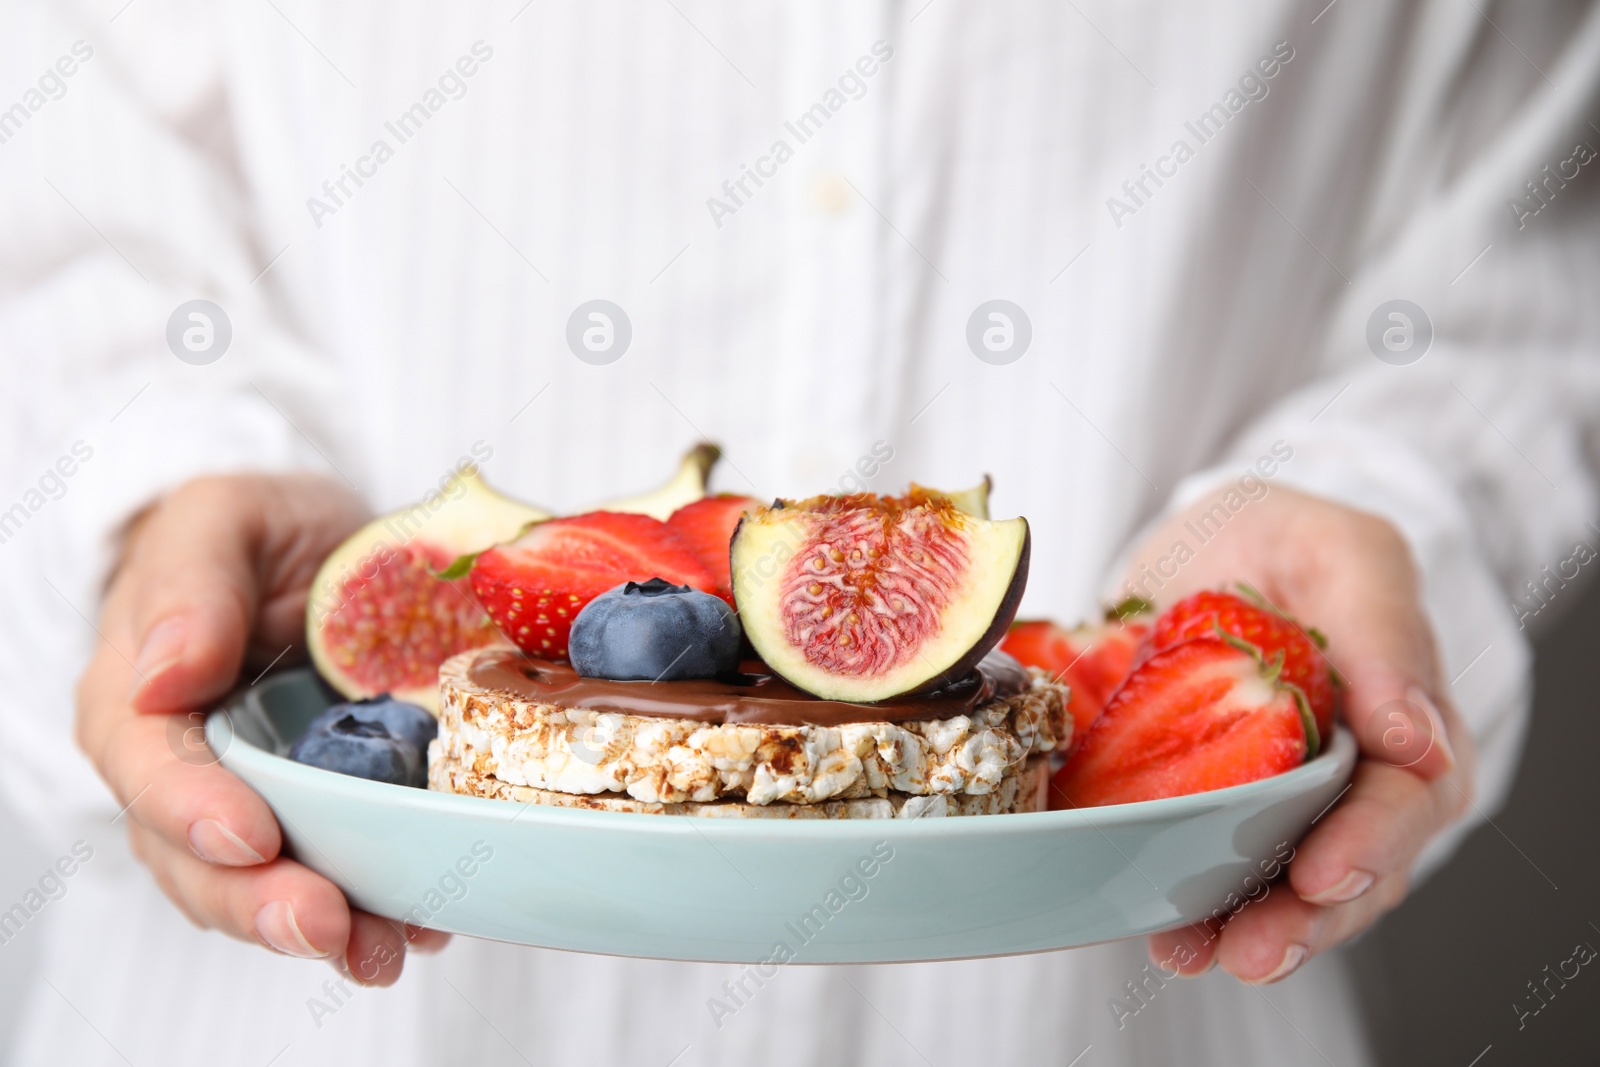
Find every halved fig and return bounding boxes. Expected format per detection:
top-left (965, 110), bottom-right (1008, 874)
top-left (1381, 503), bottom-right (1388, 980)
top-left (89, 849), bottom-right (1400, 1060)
top-left (730, 489), bottom-right (1030, 702)
top-left (597, 442), bottom-right (722, 520)
top-left (306, 467), bottom-right (550, 711)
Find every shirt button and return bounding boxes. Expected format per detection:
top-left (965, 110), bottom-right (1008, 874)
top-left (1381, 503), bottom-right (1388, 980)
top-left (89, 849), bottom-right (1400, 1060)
top-left (810, 173), bottom-right (854, 216)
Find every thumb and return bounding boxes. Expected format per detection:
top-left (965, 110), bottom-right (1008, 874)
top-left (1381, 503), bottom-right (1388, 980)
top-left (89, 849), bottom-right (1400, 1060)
top-left (1310, 535), bottom-right (1458, 782)
top-left (1340, 658), bottom-right (1458, 782)
top-left (118, 480), bottom-right (265, 715)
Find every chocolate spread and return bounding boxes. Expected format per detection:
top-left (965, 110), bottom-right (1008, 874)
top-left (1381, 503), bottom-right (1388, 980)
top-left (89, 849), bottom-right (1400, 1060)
top-left (464, 648), bottom-right (1031, 726)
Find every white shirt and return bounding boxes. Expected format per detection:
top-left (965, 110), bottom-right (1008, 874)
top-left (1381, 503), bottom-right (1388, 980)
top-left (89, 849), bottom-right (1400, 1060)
top-left (3, 1), bottom-right (1600, 1064)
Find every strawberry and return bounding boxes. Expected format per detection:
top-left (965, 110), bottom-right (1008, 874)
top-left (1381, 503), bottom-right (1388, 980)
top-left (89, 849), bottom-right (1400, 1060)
top-left (666, 494), bottom-right (762, 604)
top-left (1051, 634), bottom-right (1313, 809)
top-left (469, 511), bottom-right (717, 659)
top-left (1001, 600), bottom-right (1151, 737)
top-left (1149, 586), bottom-right (1337, 743)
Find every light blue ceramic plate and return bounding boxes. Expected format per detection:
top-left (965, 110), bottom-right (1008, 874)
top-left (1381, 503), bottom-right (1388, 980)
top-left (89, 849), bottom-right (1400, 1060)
top-left (208, 669), bottom-right (1355, 964)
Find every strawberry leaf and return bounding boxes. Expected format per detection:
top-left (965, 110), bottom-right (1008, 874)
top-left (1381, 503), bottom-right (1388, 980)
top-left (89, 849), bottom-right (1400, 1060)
top-left (1234, 581), bottom-right (1275, 612)
top-left (1286, 682), bottom-right (1320, 760)
top-left (433, 552), bottom-right (480, 581)
top-left (1106, 595), bottom-right (1153, 621)
top-left (1213, 621), bottom-right (1265, 660)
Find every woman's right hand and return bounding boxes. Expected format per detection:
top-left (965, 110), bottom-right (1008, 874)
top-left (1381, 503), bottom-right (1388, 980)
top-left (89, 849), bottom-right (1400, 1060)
top-left (74, 472), bottom-right (448, 985)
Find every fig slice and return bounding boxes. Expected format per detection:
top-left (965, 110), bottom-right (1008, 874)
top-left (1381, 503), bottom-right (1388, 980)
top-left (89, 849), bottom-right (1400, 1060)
top-left (305, 466), bottom-right (550, 712)
top-left (730, 489), bottom-right (1030, 702)
top-left (596, 442), bottom-right (722, 520)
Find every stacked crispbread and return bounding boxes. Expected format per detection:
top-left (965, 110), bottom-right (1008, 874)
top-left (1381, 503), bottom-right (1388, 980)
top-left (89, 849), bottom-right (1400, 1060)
top-left (426, 649), bottom-right (1071, 819)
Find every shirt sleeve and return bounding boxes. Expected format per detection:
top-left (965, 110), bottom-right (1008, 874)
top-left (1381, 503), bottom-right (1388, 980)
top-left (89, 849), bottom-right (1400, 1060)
top-left (0, 3), bottom-right (342, 837)
top-left (1152, 5), bottom-right (1600, 877)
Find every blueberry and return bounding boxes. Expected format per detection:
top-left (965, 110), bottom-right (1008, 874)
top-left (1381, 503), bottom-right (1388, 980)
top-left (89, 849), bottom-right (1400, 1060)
top-left (288, 697), bottom-right (435, 787)
top-left (306, 695), bottom-right (437, 752)
top-left (569, 578), bottom-right (742, 681)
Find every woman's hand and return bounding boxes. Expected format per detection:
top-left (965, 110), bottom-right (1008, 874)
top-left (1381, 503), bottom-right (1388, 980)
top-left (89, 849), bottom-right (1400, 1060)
top-left (1129, 485), bottom-right (1474, 983)
top-left (74, 472), bottom-right (449, 985)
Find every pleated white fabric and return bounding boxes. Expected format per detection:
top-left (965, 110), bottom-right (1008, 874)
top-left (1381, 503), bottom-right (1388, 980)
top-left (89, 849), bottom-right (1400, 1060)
top-left (2, 0), bottom-right (1600, 1064)
top-left (13, 865), bottom-right (1379, 1067)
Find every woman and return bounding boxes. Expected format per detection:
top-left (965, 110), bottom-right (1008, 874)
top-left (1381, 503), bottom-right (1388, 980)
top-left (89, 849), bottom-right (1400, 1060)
top-left (3, 1), bottom-right (1598, 1063)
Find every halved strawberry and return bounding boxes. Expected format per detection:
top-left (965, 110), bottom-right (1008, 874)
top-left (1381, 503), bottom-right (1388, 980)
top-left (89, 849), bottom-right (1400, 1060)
top-left (1001, 601), bottom-right (1151, 737)
top-left (1050, 634), bottom-right (1312, 809)
top-left (469, 511), bottom-right (717, 659)
top-left (666, 494), bottom-right (761, 604)
top-left (1149, 586), bottom-right (1336, 742)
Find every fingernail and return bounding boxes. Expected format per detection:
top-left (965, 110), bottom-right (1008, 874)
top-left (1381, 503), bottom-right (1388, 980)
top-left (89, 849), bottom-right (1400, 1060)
top-left (404, 924), bottom-right (448, 954)
top-left (188, 819), bottom-right (265, 866)
top-left (1150, 940), bottom-right (1213, 978)
top-left (130, 616), bottom-right (188, 696)
top-left (1306, 868), bottom-right (1375, 905)
top-left (256, 901), bottom-right (328, 959)
top-left (1406, 685), bottom-right (1456, 772)
top-left (1176, 952), bottom-right (1217, 978)
top-left (1256, 943), bottom-right (1308, 984)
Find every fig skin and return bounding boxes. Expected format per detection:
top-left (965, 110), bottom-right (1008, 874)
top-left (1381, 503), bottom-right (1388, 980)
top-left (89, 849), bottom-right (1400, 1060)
top-left (903, 523), bottom-right (1030, 695)
top-left (598, 442), bottom-right (722, 519)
